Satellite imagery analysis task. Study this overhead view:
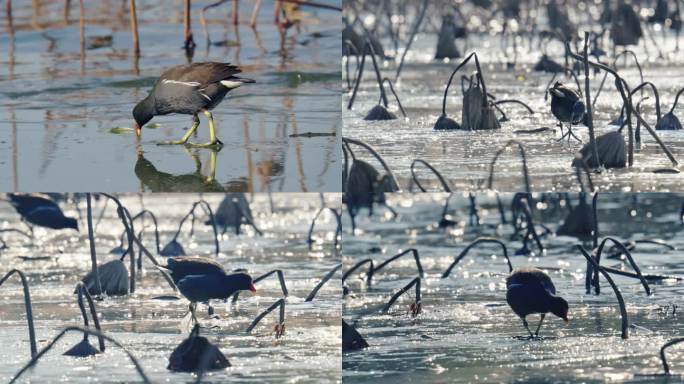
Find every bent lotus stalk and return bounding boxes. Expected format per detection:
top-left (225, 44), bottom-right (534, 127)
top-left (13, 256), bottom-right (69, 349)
top-left (10, 326), bottom-right (151, 384)
top-left (233, 269), bottom-right (288, 303)
top-left (410, 159), bottom-right (452, 192)
top-left (305, 264), bottom-right (342, 302)
top-left (394, 0), bottom-right (428, 81)
top-left (487, 140), bottom-right (531, 193)
top-left (306, 207), bottom-right (342, 250)
top-left (129, 209), bottom-right (161, 254)
top-left (371, 249), bottom-right (424, 285)
top-left (245, 298), bottom-right (286, 337)
top-left (578, 245), bottom-right (629, 339)
top-left (659, 337), bottom-right (684, 375)
top-left (442, 237), bottom-right (513, 277)
top-left (592, 236), bottom-right (652, 296)
top-left (86, 193), bottom-right (103, 297)
top-left (342, 137), bottom-right (401, 191)
top-left (382, 277), bottom-right (421, 316)
top-left (342, 258), bottom-right (374, 287)
top-left (0, 269), bottom-right (37, 358)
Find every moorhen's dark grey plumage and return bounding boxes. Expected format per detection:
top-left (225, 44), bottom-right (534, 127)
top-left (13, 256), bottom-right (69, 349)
top-left (506, 268), bottom-right (569, 338)
top-left (163, 256), bottom-right (226, 284)
top-left (178, 272), bottom-right (255, 302)
top-left (178, 272), bottom-right (256, 323)
top-left (133, 62), bottom-right (254, 148)
top-left (8, 194), bottom-right (78, 232)
top-left (160, 256), bottom-right (255, 322)
top-left (549, 82), bottom-right (586, 142)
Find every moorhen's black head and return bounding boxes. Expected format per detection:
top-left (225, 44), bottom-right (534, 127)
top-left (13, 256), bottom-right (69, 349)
top-left (226, 272), bottom-right (257, 293)
top-left (65, 217), bottom-right (79, 231)
top-left (132, 99), bottom-right (154, 137)
top-left (549, 296), bottom-right (569, 322)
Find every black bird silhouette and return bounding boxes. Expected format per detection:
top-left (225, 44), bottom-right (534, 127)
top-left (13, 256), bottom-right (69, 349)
top-left (506, 268), bottom-right (569, 338)
top-left (178, 272), bottom-right (256, 323)
top-left (549, 82), bottom-right (586, 142)
top-left (162, 256), bottom-right (226, 284)
top-left (211, 193), bottom-right (262, 235)
top-left (7, 194), bottom-right (78, 233)
top-left (160, 256), bottom-right (256, 322)
top-left (133, 62), bottom-right (254, 148)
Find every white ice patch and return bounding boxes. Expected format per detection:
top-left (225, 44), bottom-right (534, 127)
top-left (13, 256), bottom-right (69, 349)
top-left (162, 79), bottom-right (200, 87)
top-left (220, 80), bottom-right (243, 89)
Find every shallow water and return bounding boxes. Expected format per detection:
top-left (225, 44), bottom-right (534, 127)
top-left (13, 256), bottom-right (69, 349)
top-left (0, 1), bottom-right (340, 192)
top-left (0, 193), bottom-right (341, 383)
top-left (343, 30), bottom-right (684, 192)
top-left (342, 193), bottom-right (684, 383)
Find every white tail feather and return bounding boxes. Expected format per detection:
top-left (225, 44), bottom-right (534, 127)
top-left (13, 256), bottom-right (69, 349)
top-left (220, 80), bottom-right (244, 89)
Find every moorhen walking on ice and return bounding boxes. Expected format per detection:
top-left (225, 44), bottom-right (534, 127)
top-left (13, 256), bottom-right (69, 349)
top-left (7, 193), bottom-right (78, 233)
top-left (160, 256), bottom-right (256, 323)
top-left (506, 268), bottom-right (569, 338)
top-left (178, 272), bottom-right (256, 324)
top-left (133, 62), bottom-right (255, 148)
top-left (548, 82), bottom-right (586, 143)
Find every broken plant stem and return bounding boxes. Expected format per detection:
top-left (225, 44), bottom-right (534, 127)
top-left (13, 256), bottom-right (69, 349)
top-left (443, 237), bottom-right (513, 277)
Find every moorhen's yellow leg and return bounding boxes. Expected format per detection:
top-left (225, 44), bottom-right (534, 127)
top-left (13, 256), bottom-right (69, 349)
top-left (187, 110), bottom-right (223, 148)
top-left (158, 115), bottom-right (200, 145)
top-left (205, 149), bottom-right (217, 183)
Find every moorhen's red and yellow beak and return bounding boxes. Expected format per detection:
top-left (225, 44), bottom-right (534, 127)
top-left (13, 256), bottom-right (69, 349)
top-left (134, 122), bottom-right (142, 137)
top-left (250, 283), bottom-right (257, 293)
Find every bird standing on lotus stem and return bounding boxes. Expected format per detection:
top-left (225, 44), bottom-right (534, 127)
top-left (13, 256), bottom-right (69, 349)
top-left (133, 62), bottom-right (255, 148)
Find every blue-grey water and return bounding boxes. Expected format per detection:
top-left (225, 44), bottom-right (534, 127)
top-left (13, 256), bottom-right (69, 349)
top-left (0, 193), bottom-right (341, 383)
top-left (343, 193), bottom-right (684, 383)
top-left (0, 1), bottom-right (341, 192)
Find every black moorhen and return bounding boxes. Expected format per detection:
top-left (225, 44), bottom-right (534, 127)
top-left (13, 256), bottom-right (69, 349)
top-left (133, 62), bottom-right (255, 148)
top-left (549, 82), bottom-right (586, 142)
top-left (8, 194), bottom-right (78, 233)
top-left (160, 256), bottom-right (256, 320)
top-left (506, 268), bottom-right (569, 338)
top-left (178, 272), bottom-right (256, 323)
